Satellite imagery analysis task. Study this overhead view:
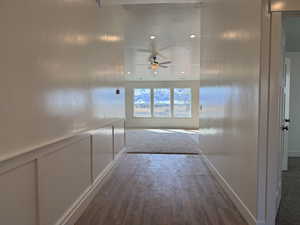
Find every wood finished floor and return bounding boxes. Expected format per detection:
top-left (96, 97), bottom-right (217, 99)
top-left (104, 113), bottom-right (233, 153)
top-left (76, 154), bottom-right (248, 225)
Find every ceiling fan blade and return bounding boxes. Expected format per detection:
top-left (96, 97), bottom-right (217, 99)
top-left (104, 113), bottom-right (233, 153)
top-left (137, 48), bottom-right (152, 53)
top-left (159, 61), bottom-right (172, 65)
top-left (159, 45), bottom-right (172, 51)
top-left (159, 65), bottom-right (168, 68)
top-left (156, 52), bottom-right (168, 59)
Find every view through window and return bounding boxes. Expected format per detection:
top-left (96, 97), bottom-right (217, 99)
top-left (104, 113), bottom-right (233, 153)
top-left (133, 88), bottom-right (192, 118)
top-left (174, 88), bottom-right (192, 118)
top-left (153, 88), bottom-right (171, 117)
top-left (133, 88), bottom-right (151, 117)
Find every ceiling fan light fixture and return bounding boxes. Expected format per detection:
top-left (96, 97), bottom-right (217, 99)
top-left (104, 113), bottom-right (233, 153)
top-left (151, 63), bottom-right (159, 71)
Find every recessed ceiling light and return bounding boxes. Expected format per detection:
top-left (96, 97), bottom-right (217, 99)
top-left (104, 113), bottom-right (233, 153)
top-left (127, 72), bottom-right (131, 74)
top-left (190, 34), bottom-right (196, 39)
top-left (150, 35), bottom-right (156, 40)
top-left (181, 71), bottom-right (185, 74)
top-left (154, 71), bottom-right (158, 74)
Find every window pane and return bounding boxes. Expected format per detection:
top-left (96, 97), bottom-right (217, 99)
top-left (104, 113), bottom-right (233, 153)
top-left (174, 88), bottom-right (192, 118)
top-left (134, 88), bottom-right (151, 117)
top-left (153, 88), bottom-right (171, 117)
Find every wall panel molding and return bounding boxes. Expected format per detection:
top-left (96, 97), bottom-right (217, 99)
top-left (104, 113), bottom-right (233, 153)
top-left (62, 147), bottom-right (127, 225)
top-left (113, 120), bottom-right (126, 157)
top-left (0, 133), bottom-right (89, 175)
top-left (0, 161), bottom-right (38, 225)
top-left (38, 137), bottom-right (92, 225)
top-left (0, 119), bottom-right (125, 225)
top-left (90, 126), bottom-right (114, 181)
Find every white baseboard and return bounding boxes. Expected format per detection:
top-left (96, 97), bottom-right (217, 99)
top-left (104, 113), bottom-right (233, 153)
top-left (288, 150), bottom-right (300, 157)
top-left (58, 147), bottom-right (126, 225)
top-left (198, 150), bottom-right (258, 225)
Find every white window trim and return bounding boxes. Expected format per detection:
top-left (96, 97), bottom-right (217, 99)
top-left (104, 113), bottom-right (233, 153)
top-left (132, 87), bottom-right (192, 119)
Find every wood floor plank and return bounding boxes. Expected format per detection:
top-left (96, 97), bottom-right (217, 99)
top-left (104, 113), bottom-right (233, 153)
top-left (75, 154), bottom-right (248, 225)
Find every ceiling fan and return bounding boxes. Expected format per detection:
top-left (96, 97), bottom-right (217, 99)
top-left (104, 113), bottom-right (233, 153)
top-left (137, 40), bottom-right (172, 71)
top-left (149, 55), bottom-right (172, 71)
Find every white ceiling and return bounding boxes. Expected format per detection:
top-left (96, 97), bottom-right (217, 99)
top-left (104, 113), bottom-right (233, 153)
top-left (122, 3), bottom-right (201, 81)
top-left (103, 0), bottom-right (202, 5)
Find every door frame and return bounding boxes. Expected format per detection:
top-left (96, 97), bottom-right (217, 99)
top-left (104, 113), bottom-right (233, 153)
top-left (266, 11), bottom-right (284, 225)
top-left (261, 2), bottom-right (300, 225)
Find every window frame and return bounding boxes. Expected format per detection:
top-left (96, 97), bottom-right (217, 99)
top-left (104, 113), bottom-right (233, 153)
top-left (173, 88), bottom-right (192, 118)
top-left (132, 88), bottom-right (152, 118)
top-left (132, 87), bottom-right (193, 119)
top-left (153, 88), bottom-right (172, 118)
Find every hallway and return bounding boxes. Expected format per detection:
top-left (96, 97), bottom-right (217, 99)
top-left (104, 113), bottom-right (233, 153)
top-left (76, 153), bottom-right (247, 225)
top-left (0, 0), bottom-right (283, 224)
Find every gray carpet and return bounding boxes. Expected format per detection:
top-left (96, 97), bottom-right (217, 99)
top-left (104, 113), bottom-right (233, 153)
top-left (126, 129), bottom-right (200, 154)
top-left (277, 158), bottom-right (300, 225)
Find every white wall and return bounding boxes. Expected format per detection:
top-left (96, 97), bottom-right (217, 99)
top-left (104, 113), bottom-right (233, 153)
top-left (286, 53), bottom-right (300, 157)
top-left (125, 81), bottom-right (199, 128)
top-left (199, 0), bottom-right (261, 224)
top-left (0, 0), bottom-right (126, 161)
top-left (0, 1), bottom-right (127, 224)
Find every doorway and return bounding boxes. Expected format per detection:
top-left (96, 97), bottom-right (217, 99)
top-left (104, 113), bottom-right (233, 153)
top-left (264, 7), bottom-right (300, 225)
top-left (276, 15), bottom-right (300, 225)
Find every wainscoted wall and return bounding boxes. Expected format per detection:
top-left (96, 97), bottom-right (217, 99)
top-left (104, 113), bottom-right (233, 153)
top-left (92, 127), bottom-right (114, 179)
top-left (39, 137), bottom-right (91, 225)
top-left (0, 120), bottom-right (125, 225)
top-left (0, 0), bottom-right (126, 161)
top-left (125, 81), bottom-right (200, 129)
top-left (113, 120), bottom-right (126, 156)
top-left (0, 1), bottom-right (127, 223)
top-left (199, 0), bottom-right (261, 224)
top-left (0, 162), bottom-right (37, 225)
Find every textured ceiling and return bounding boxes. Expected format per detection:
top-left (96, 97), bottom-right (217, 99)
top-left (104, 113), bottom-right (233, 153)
top-left (122, 3), bottom-right (201, 81)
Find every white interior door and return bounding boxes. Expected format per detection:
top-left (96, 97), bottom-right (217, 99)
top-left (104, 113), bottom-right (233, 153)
top-left (281, 57), bottom-right (291, 171)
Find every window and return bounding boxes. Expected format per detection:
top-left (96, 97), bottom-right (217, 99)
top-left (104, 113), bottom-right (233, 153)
top-left (153, 88), bottom-right (171, 117)
top-left (133, 87), bottom-right (193, 118)
top-left (174, 88), bottom-right (192, 118)
top-left (133, 88), bottom-right (151, 117)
